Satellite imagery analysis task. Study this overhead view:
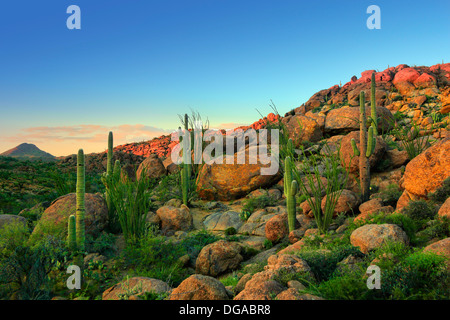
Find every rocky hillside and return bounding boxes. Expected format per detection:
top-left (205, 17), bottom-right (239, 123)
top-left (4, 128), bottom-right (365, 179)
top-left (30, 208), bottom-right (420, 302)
top-left (107, 63), bottom-right (450, 160)
top-left (1, 63), bottom-right (449, 302)
top-left (0, 143), bottom-right (55, 161)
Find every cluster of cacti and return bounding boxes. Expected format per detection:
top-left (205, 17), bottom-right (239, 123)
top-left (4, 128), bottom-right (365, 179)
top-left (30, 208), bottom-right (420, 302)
top-left (284, 155), bottom-right (298, 232)
top-left (67, 149), bottom-right (86, 254)
top-left (180, 113), bottom-right (191, 206)
top-left (350, 72), bottom-right (378, 202)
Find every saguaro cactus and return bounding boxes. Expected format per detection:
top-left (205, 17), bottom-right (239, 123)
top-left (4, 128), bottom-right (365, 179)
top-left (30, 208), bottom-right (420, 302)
top-left (179, 114), bottom-right (191, 206)
top-left (76, 149), bottom-right (86, 253)
top-left (351, 90), bottom-right (377, 202)
top-left (370, 72), bottom-right (378, 135)
top-left (67, 215), bottom-right (77, 252)
top-left (107, 131), bottom-right (113, 176)
top-left (284, 156), bottom-right (298, 232)
top-left (105, 132), bottom-right (114, 210)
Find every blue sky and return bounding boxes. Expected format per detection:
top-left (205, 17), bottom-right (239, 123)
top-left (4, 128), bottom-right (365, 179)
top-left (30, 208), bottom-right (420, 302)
top-left (0, 0), bottom-right (449, 156)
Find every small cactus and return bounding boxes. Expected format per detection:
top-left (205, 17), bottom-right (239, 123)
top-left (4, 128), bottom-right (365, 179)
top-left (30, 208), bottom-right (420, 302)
top-left (76, 149), bottom-right (86, 253)
top-left (284, 156), bottom-right (298, 232)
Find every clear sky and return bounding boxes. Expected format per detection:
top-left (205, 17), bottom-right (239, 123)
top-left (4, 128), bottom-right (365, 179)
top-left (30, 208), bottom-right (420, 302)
top-left (0, 0), bottom-right (449, 156)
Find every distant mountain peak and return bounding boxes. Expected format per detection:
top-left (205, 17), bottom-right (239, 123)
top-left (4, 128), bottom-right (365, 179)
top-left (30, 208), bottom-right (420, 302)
top-left (0, 143), bottom-right (55, 161)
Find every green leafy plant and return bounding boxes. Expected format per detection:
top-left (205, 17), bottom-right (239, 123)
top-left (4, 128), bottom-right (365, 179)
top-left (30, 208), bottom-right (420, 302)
top-left (294, 144), bottom-right (349, 234)
top-left (428, 177), bottom-right (450, 204)
top-left (108, 166), bottom-right (153, 246)
top-left (391, 120), bottom-right (435, 160)
top-left (403, 199), bottom-right (437, 222)
top-left (242, 193), bottom-right (278, 214)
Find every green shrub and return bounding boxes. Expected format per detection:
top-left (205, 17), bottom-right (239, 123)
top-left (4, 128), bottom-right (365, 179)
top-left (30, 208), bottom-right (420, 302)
top-left (219, 273), bottom-right (239, 287)
top-left (224, 227), bottom-right (237, 236)
top-left (381, 251), bottom-right (449, 299)
top-left (295, 245), bottom-right (362, 283)
top-left (308, 270), bottom-right (376, 300)
top-left (378, 184), bottom-right (402, 207)
top-left (263, 239), bottom-right (273, 249)
top-left (121, 231), bottom-right (188, 287)
top-left (403, 200), bottom-right (437, 221)
top-left (428, 177), bottom-right (450, 204)
top-left (108, 168), bottom-right (154, 245)
top-left (179, 230), bottom-right (220, 257)
top-left (239, 210), bottom-right (252, 222)
top-left (0, 229), bottom-right (68, 300)
top-left (416, 217), bottom-right (450, 245)
top-left (242, 194), bottom-right (278, 214)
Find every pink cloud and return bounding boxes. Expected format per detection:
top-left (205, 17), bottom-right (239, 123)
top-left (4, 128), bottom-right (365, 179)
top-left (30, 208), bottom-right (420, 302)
top-left (3, 124), bottom-right (173, 156)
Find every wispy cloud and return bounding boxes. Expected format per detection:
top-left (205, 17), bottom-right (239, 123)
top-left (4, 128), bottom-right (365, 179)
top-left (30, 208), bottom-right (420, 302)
top-left (3, 124), bottom-right (174, 156)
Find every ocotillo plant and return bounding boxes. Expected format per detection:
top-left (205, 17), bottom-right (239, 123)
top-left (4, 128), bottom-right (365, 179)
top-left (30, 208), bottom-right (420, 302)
top-left (76, 149), bottom-right (86, 253)
top-left (351, 91), bottom-right (377, 202)
top-left (284, 156), bottom-right (298, 232)
top-left (67, 214), bottom-right (77, 252)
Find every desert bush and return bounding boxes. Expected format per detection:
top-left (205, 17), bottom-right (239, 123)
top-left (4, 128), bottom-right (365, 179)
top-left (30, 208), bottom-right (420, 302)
top-left (403, 199), bottom-right (438, 222)
top-left (428, 177), bottom-right (450, 204)
top-left (378, 183), bottom-right (402, 207)
top-left (381, 251), bottom-right (449, 299)
top-left (108, 168), bottom-right (154, 245)
top-left (295, 245), bottom-right (362, 283)
top-left (0, 223), bottom-right (68, 300)
top-left (242, 194), bottom-right (278, 213)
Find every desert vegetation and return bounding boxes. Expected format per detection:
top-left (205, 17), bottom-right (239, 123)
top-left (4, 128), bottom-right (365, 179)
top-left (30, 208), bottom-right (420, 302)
top-left (1, 63), bottom-right (450, 300)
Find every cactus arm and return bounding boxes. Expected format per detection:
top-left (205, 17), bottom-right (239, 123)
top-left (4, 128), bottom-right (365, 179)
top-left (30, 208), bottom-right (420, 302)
top-left (287, 180), bottom-right (298, 232)
top-left (68, 215), bottom-right (77, 252)
top-left (351, 139), bottom-right (360, 156)
top-left (366, 126), bottom-right (375, 157)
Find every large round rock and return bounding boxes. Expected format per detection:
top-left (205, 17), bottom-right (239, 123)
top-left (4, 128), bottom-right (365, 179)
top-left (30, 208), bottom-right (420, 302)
top-left (31, 193), bottom-right (108, 240)
top-left (170, 274), bottom-right (230, 300)
top-left (196, 146), bottom-right (281, 201)
top-left (403, 137), bottom-right (450, 198)
top-left (350, 223), bottom-right (409, 254)
top-left (195, 240), bottom-right (243, 277)
top-left (136, 153), bottom-right (167, 180)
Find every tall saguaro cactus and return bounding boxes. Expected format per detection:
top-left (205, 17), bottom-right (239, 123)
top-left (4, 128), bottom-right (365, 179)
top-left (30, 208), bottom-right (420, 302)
top-left (284, 156), bottom-right (298, 232)
top-left (351, 90), bottom-right (377, 202)
top-left (105, 132), bottom-right (114, 210)
top-left (370, 72), bottom-right (378, 136)
top-left (76, 149), bottom-right (86, 253)
top-left (107, 131), bottom-right (113, 176)
top-left (180, 114), bottom-right (191, 206)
